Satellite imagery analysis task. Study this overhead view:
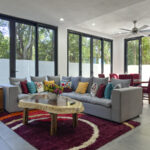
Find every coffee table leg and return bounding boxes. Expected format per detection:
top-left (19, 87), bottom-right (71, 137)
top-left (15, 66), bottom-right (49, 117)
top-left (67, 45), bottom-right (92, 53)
top-left (23, 108), bottom-right (28, 125)
top-left (73, 113), bottom-right (78, 128)
top-left (50, 113), bottom-right (57, 135)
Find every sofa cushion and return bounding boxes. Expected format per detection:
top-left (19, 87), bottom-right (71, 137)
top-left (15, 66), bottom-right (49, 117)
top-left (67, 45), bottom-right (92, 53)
top-left (27, 82), bottom-right (37, 94)
top-left (62, 76), bottom-right (71, 81)
top-left (61, 92), bottom-right (111, 108)
top-left (71, 77), bottom-right (80, 91)
top-left (111, 78), bottom-right (130, 88)
top-left (9, 77), bottom-right (27, 94)
top-left (104, 83), bottom-right (113, 99)
top-left (93, 77), bottom-right (108, 86)
top-left (18, 94), bottom-right (30, 100)
top-left (96, 84), bottom-right (106, 98)
top-left (47, 76), bottom-right (60, 85)
top-left (80, 77), bottom-right (93, 93)
top-left (20, 80), bottom-right (29, 94)
top-left (76, 82), bottom-right (89, 94)
top-left (31, 76), bottom-right (46, 82)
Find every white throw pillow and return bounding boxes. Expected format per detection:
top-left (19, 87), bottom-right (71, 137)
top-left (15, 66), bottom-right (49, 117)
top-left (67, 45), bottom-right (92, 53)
top-left (35, 82), bottom-right (44, 93)
top-left (90, 83), bottom-right (98, 97)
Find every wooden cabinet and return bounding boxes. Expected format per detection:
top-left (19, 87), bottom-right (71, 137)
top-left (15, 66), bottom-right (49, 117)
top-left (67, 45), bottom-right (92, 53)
top-left (0, 87), bottom-right (3, 111)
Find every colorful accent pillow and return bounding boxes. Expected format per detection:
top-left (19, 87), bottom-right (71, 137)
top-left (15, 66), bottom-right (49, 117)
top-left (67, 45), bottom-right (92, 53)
top-left (104, 83), bottom-right (113, 99)
top-left (34, 82), bottom-right (44, 93)
top-left (60, 80), bottom-right (72, 88)
top-left (96, 84), bottom-right (106, 98)
top-left (44, 80), bottom-right (55, 91)
top-left (20, 80), bottom-right (29, 94)
top-left (75, 82), bottom-right (89, 94)
top-left (27, 82), bottom-right (37, 94)
top-left (90, 83), bottom-right (98, 97)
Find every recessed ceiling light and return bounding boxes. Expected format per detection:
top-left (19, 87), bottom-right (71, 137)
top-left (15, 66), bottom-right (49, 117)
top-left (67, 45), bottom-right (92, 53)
top-left (92, 23), bottom-right (96, 26)
top-left (60, 18), bottom-right (64, 22)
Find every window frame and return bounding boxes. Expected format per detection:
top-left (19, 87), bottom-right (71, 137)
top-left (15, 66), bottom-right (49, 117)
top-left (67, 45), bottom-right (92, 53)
top-left (0, 13), bottom-right (58, 77)
top-left (124, 36), bottom-right (142, 74)
top-left (67, 29), bottom-right (113, 77)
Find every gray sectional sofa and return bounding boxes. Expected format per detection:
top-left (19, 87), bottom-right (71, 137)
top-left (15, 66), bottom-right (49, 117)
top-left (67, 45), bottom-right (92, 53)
top-left (1, 76), bottom-right (143, 123)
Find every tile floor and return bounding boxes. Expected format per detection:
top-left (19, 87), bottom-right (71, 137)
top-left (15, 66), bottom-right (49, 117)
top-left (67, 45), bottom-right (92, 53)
top-left (0, 100), bottom-right (150, 150)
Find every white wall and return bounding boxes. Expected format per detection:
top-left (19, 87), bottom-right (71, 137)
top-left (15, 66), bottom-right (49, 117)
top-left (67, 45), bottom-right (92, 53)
top-left (113, 36), bottom-right (124, 74)
top-left (58, 27), bottom-right (67, 76)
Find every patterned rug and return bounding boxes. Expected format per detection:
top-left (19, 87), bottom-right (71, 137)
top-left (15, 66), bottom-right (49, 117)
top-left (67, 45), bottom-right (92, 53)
top-left (0, 110), bottom-right (140, 150)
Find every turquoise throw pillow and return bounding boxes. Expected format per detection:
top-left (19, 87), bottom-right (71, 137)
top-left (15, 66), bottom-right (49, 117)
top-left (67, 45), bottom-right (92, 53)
top-left (27, 82), bottom-right (37, 94)
top-left (104, 83), bottom-right (113, 99)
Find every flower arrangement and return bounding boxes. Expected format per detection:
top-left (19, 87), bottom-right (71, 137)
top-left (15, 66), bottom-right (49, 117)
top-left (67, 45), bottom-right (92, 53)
top-left (45, 83), bottom-right (63, 95)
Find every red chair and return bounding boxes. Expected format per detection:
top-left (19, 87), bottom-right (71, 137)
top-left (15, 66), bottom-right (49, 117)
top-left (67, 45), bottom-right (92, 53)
top-left (98, 74), bottom-right (105, 78)
top-left (130, 74), bottom-right (141, 86)
top-left (140, 78), bottom-right (150, 104)
top-left (119, 74), bottom-right (134, 86)
top-left (110, 74), bottom-right (119, 80)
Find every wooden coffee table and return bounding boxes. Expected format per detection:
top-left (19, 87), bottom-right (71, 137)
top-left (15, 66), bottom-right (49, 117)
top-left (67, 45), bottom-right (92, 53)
top-left (18, 93), bottom-right (84, 135)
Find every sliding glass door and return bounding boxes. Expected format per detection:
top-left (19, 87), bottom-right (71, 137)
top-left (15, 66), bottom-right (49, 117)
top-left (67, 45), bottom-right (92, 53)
top-left (16, 23), bottom-right (35, 80)
top-left (38, 27), bottom-right (55, 76)
top-left (93, 38), bottom-right (101, 77)
top-left (142, 37), bottom-right (150, 81)
top-left (103, 40), bottom-right (112, 77)
top-left (68, 33), bottom-right (79, 76)
top-left (82, 36), bottom-right (91, 77)
top-left (68, 31), bottom-right (113, 77)
top-left (0, 14), bottom-right (58, 84)
top-left (0, 19), bottom-right (10, 84)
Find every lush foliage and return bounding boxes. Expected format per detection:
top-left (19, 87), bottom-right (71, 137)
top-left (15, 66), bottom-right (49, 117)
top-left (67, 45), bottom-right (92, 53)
top-left (0, 19), bottom-right (54, 61)
top-left (45, 83), bottom-right (63, 94)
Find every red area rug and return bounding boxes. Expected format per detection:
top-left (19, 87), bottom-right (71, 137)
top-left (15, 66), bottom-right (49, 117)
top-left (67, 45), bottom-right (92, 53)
top-left (0, 110), bottom-right (140, 150)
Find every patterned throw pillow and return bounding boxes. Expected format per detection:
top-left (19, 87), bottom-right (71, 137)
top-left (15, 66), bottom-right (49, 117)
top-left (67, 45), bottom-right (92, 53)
top-left (76, 82), bottom-right (89, 94)
top-left (60, 80), bottom-right (72, 88)
top-left (90, 83), bottom-right (98, 97)
top-left (44, 80), bottom-right (55, 91)
top-left (35, 82), bottom-right (44, 93)
top-left (27, 82), bottom-right (37, 94)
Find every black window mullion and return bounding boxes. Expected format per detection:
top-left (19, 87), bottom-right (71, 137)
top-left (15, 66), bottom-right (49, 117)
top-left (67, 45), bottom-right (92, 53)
top-left (90, 37), bottom-right (93, 77)
top-left (79, 35), bottom-right (82, 76)
top-left (139, 37), bottom-right (142, 75)
top-left (101, 39), bottom-right (104, 73)
top-left (10, 20), bottom-right (16, 77)
top-left (111, 41), bottom-right (113, 73)
top-left (54, 29), bottom-right (58, 76)
top-left (35, 25), bottom-right (39, 76)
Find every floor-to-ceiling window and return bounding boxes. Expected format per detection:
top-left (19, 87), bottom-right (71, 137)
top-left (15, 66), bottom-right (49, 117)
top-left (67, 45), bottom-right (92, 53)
top-left (93, 38), bottom-right (102, 77)
top-left (16, 23), bottom-right (35, 80)
top-left (38, 27), bottom-right (55, 76)
top-left (0, 19), bottom-right (10, 83)
top-left (0, 14), bottom-right (57, 84)
top-left (142, 37), bottom-right (150, 81)
top-left (82, 36), bottom-right (91, 77)
top-left (67, 30), bottom-right (113, 77)
top-left (125, 39), bottom-right (140, 74)
top-left (68, 33), bottom-right (79, 76)
top-left (125, 36), bottom-right (150, 81)
top-left (103, 40), bottom-right (112, 77)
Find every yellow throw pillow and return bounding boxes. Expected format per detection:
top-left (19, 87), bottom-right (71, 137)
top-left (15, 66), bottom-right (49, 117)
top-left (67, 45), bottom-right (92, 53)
top-left (44, 80), bottom-right (55, 91)
top-left (76, 82), bottom-right (89, 94)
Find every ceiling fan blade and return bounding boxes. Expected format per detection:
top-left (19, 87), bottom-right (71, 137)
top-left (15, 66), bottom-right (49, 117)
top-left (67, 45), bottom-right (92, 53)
top-left (139, 25), bottom-right (149, 30)
top-left (140, 29), bottom-right (150, 33)
top-left (120, 28), bottom-right (131, 32)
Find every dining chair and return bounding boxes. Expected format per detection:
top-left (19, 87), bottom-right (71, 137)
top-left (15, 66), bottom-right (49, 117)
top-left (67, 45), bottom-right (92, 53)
top-left (98, 74), bottom-right (105, 78)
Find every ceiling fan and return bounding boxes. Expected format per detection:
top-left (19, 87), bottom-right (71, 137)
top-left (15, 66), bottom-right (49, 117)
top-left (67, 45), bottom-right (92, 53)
top-left (120, 20), bottom-right (150, 37)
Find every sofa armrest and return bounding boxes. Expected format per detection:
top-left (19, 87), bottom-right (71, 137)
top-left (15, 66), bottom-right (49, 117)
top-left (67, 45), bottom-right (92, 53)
top-left (111, 87), bottom-right (143, 123)
top-left (1, 85), bottom-right (22, 112)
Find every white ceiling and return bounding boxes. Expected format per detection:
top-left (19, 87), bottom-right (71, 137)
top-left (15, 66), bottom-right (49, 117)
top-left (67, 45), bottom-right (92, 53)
top-left (0, 0), bottom-right (149, 37)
